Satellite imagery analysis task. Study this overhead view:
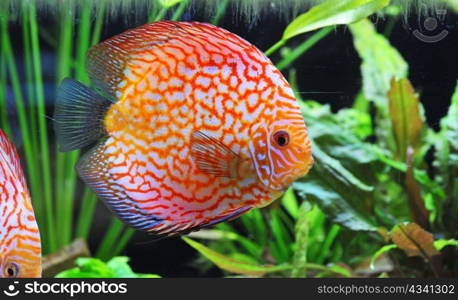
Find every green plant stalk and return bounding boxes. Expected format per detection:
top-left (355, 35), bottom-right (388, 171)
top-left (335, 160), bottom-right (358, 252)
top-left (211, 0), bottom-right (229, 25)
top-left (96, 218), bottom-right (125, 261)
top-left (151, 7), bottom-right (167, 22)
top-left (58, 0), bottom-right (93, 248)
top-left (269, 209), bottom-right (291, 263)
top-left (28, 2), bottom-right (56, 253)
top-left (0, 55), bottom-right (10, 136)
top-left (0, 15), bottom-right (43, 236)
top-left (170, 0), bottom-right (188, 21)
top-left (316, 224), bottom-right (340, 264)
top-left (277, 27), bottom-right (333, 70)
top-left (54, 1), bottom-right (74, 250)
top-left (91, 1), bottom-right (106, 47)
top-left (75, 2), bottom-right (106, 241)
top-left (265, 40), bottom-right (286, 56)
top-left (291, 204), bottom-right (309, 278)
top-left (21, 6), bottom-right (39, 157)
top-left (75, 189), bottom-right (97, 239)
top-left (112, 228), bottom-right (135, 257)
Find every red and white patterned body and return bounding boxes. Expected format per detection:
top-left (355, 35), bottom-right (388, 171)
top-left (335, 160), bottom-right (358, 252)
top-left (78, 21), bottom-right (313, 235)
top-left (0, 130), bottom-right (41, 277)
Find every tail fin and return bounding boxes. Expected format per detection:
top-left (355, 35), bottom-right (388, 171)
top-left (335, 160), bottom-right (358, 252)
top-left (54, 78), bottom-right (113, 152)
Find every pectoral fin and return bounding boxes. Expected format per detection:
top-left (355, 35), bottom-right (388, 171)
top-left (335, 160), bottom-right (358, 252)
top-left (190, 131), bottom-right (240, 178)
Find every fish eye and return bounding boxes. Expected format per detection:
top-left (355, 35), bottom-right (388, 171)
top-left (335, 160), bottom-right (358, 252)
top-left (273, 130), bottom-right (290, 147)
top-left (3, 262), bottom-right (19, 278)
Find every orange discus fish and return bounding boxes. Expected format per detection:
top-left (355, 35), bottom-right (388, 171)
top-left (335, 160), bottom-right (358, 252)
top-left (54, 21), bottom-right (313, 236)
top-left (0, 130), bottom-right (41, 277)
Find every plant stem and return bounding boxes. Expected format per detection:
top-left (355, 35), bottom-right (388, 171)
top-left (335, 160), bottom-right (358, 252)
top-left (95, 218), bottom-right (125, 261)
top-left (29, 1), bottom-right (56, 253)
top-left (54, 0), bottom-right (74, 251)
top-left (0, 55), bottom-right (10, 136)
top-left (91, 1), bottom-right (105, 47)
top-left (211, 0), bottom-right (229, 25)
top-left (277, 27), bottom-right (333, 70)
top-left (75, 188), bottom-right (97, 239)
top-left (1, 13), bottom-right (43, 240)
top-left (265, 40), bottom-right (286, 56)
top-left (170, 0), bottom-right (188, 21)
top-left (113, 228), bottom-right (135, 257)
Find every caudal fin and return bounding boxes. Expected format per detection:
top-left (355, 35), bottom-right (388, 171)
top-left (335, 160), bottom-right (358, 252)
top-left (54, 78), bottom-right (113, 152)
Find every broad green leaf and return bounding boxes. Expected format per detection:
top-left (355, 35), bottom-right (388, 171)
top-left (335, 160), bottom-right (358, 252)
top-left (182, 236), bottom-right (284, 276)
top-left (389, 223), bottom-right (439, 260)
top-left (106, 256), bottom-right (159, 278)
top-left (388, 78), bottom-right (424, 161)
top-left (387, 78), bottom-right (429, 227)
top-left (183, 237), bottom-right (351, 277)
top-left (294, 101), bottom-right (379, 231)
top-left (189, 229), bottom-right (262, 258)
top-left (55, 256), bottom-right (160, 278)
top-left (350, 18), bottom-right (408, 153)
top-left (442, 0), bottom-right (458, 12)
top-left (434, 80), bottom-right (458, 232)
top-left (282, 187), bottom-right (300, 219)
top-left (283, 0), bottom-right (390, 41)
top-left (269, 209), bottom-right (293, 263)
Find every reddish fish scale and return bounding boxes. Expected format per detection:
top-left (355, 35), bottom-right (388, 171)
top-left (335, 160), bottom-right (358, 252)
top-left (83, 21), bottom-right (313, 235)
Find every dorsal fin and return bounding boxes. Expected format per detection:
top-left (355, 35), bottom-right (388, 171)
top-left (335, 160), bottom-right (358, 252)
top-left (0, 130), bottom-right (27, 188)
top-left (86, 21), bottom-right (256, 99)
top-left (87, 21), bottom-right (191, 97)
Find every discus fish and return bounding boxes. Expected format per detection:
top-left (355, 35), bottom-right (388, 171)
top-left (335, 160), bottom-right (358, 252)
top-left (0, 130), bottom-right (41, 277)
top-left (54, 21), bottom-right (313, 236)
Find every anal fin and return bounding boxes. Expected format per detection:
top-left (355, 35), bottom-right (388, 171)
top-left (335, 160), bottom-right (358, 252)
top-left (77, 142), bottom-right (163, 231)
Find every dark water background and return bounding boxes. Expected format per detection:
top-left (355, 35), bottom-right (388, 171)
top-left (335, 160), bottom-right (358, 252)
top-left (5, 5), bottom-right (458, 276)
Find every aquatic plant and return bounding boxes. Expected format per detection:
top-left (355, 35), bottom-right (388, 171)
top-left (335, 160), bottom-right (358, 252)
top-left (183, 0), bottom-right (458, 278)
top-left (0, 0), bottom-right (197, 261)
top-left (0, 0), bottom-right (457, 278)
top-left (56, 256), bottom-right (160, 278)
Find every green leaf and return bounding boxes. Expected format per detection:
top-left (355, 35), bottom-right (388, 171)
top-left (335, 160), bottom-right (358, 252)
top-left (291, 204), bottom-right (310, 277)
top-left (182, 237), bottom-right (351, 277)
top-left (294, 101), bottom-right (379, 232)
top-left (349, 18), bottom-right (408, 153)
top-left (434, 239), bottom-right (458, 251)
top-left (159, 0), bottom-right (183, 8)
top-left (387, 78), bottom-right (430, 227)
top-left (434, 80), bottom-right (458, 232)
top-left (283, 0), bottom-right (390, 40)
top-left (282, 187), bottom-right (300, 219)
top-left (388, 78), bottom-right (425, 161)
top-left (55, 256), bottom-right (160, 278)
top-left (56, 257), bottom-right (113, 278)
top-left (106, 257), bottom-right (137, 278)
top-left (370, 244), bottom-right (397, 269)
top-left (182, 236), bottom-right (285, 276)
